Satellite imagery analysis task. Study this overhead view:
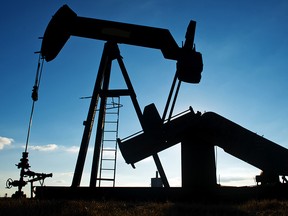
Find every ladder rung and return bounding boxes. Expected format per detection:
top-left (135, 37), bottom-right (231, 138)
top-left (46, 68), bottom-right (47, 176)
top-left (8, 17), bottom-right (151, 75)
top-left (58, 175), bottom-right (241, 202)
top-left (97, 178), bottom-right (114, 181)
top-left (102, 158), bottom-right (115, 161)
top-left (104, 130), bottom-right (117, 133)
top-left (105, 121), bottom-right (118, 123)
top-left (103, 139), bottom-right (116, 142)
top-left (101, 168), bottom-right (115, 171)
top-left (106, 112), bottom-right (118, 114)
top-left (103, 148), bottom-right (116, 151)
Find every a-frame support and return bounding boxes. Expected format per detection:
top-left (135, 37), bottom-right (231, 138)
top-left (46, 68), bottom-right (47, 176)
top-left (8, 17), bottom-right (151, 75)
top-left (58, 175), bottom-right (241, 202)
top-left (71, 42), bottom-right (169, 187)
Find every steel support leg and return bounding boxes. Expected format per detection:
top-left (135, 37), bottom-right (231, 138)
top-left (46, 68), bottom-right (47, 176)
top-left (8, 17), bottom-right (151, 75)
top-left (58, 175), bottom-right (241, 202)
top-left (71, 42), bottom-right (110, 187)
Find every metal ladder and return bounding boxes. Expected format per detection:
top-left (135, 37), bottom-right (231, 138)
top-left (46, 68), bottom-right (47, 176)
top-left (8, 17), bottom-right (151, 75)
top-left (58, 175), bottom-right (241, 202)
top-left (98, 97), bottom-right (121, 187)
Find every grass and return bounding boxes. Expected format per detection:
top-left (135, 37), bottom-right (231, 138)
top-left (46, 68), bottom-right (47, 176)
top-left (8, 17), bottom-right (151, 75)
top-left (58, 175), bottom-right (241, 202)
top-left (1, 199), bottom-right (288, 216)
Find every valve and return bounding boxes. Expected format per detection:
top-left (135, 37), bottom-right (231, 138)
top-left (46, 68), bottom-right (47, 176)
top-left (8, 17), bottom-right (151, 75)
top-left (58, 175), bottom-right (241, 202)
top-left (6, 178), bottom-right (13, 189)
top-left (6, 178), bottom-right (27, 189)
top-left (16, 152), bottom-right (30, 169)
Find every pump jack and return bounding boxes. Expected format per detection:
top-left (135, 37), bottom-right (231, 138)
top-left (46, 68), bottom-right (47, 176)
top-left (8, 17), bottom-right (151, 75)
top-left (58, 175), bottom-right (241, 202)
top-left (40, 4), bottom-right (202, 189)
top-left (35, 5), bottom-right (288, 200)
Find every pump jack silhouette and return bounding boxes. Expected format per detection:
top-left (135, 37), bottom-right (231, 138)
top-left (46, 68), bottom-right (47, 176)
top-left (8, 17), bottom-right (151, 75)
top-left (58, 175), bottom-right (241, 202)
top-left (31, 5), bottom-right (288, 200)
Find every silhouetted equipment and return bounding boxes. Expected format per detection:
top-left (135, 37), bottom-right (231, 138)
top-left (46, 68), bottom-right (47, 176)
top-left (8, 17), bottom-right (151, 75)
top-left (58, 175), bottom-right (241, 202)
top-left (119, 109), bottom-right (288, 188)
top-left (38, 4), bottom-right (203, 189)
top-left (6, 152), bottom-right (52, 198)
top-left (151, 171), bottom-right (163, 187)
top-left (42, 5), bottom-right (176, 61)
top-left (256, 171), bottom-right (280, 186)
top-left (177, 21), bottom-right (203, 83)
top-left (6, 52), bottom-right (52, 198)
top-left (41, 5), bottom-right (203, 84)
top-left (33, 5), bottom-right (288, 200)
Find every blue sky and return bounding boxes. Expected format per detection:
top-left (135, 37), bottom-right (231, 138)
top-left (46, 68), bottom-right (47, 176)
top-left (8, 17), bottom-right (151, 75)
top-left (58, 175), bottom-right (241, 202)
top-left (1, 0), bottom-right (288, 197)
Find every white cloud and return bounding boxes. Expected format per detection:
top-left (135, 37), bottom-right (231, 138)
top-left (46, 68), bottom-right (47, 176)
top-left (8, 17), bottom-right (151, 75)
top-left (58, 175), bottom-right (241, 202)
top-left (27, 143), bottom-right (92, 154)
top-left (29, 144), bottom-right (58, 151)
top-left (218, 175), bottom-right (257, 186)
top-left (219, 176), bottom-right (250, 183)
top-left (62, 146), bottom-right (79, 153)
top-left (0, 136), bottom-right (14, 150)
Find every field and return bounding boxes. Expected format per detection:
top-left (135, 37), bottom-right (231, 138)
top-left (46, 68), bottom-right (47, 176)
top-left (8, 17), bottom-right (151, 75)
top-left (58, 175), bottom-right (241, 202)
top-left (1, 199), bottom-right (288, 216)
